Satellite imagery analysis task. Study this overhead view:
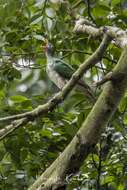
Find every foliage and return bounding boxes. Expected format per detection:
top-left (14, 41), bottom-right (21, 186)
top-left (0, 0), bottom-right (127, 189)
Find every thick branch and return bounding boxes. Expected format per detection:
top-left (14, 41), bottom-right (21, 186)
top-left (28, 46), bottom-right (127, 190)
top-left (74, 17), bottom-right (127, 48)
top-left (0, 34), bottom-right (111, 140)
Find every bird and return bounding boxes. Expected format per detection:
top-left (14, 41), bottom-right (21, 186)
top-left (43, 40), bottom-right (95, 101)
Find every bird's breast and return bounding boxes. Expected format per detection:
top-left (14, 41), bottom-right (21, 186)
top-left (46, 64), bottom-right (67, 89)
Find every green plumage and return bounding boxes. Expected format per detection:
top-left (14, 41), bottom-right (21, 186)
top-left (44, 42), bottom-right (95, 101)
top-left (54, 59), bottom-right (74, 79)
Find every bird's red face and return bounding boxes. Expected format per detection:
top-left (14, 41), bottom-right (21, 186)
top-left (42, 40), bottom-right (54, 55)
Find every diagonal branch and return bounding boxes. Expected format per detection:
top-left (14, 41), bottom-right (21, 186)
top-left (0, 118), bottom-right (28, 140)
top-left (0, 34), bottom-right (111, 139)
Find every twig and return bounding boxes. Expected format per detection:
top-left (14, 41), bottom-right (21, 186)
top-left (87, 0), bottom-right (96, 25)
top-left (72, 0), bottom-right (83, 9)
top-left (96, 142), bottom-right (102, 190)
top-left (0, 51), bottom-right (43, 57)
top-left (0, 49), bottom-right (117, 64)
top-left (93, 72), bottom-right (113, 87)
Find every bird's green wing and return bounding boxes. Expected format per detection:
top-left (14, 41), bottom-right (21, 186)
top-left (53, 58), bottom-right (75, 79)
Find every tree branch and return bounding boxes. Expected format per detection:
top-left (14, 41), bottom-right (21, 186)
top-left (0, 118), bottom-right (28, 140)
top-left (74, 17), bottom-right (127, 48)
top-left (0, 34), bottom-right (111, 139)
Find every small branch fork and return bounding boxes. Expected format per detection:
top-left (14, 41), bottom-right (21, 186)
top-left (74, 17), bottom-right (127, 87)
top-left (74, 17), bottom-right (127, 48)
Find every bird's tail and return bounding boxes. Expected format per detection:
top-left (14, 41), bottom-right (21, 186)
top-left (77, 80), bottom-right (96, 102)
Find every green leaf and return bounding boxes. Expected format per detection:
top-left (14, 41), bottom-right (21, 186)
top-left (10, 95), bottom-right (29, 102)
top-left (112, 0), bottom-right (121, 6)
top-left (40, 129), bottom-right (52, 138)
top-left (11, 68), bottom-right (22, 79)
top-left (101, 176), bottom-right (115, 185)
top-left (118, 183), bottom-right (124, 190)
top-left (118, 97), bottom-right (127, 112)
top-left (123, 113), bottom-right (127, 125)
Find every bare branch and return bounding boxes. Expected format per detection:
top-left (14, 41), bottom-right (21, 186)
top-left (74, 17), bottom-right (102, 37)
top-left (74, 17), bottom-right (127, 48)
